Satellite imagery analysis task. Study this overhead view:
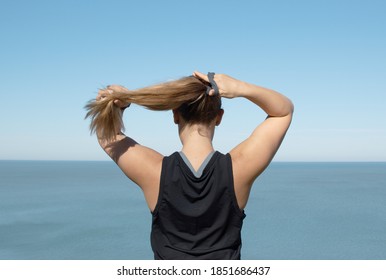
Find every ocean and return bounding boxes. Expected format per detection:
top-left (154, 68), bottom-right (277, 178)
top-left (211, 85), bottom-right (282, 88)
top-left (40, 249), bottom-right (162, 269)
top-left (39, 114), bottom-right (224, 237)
top-left (0, 160), bottom-right (385, 260)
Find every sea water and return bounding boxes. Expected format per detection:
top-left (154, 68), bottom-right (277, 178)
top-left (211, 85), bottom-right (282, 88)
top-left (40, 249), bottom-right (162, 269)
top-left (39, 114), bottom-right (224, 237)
top-left (0, 160), bottom-right (385, 260)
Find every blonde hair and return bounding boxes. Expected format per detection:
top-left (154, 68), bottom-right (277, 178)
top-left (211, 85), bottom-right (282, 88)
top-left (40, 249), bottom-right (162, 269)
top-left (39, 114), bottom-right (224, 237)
top-left (85, 76), bottom-right (222, 141)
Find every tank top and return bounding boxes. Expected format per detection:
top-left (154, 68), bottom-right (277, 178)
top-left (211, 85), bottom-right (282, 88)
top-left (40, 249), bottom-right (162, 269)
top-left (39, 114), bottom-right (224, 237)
top-left (151, 151), bottom-right (246, 260)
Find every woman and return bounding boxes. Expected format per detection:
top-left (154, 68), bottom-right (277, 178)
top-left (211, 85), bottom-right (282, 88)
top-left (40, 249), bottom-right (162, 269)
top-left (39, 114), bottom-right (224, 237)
top-left (85, 71), bottom-right (294, 259)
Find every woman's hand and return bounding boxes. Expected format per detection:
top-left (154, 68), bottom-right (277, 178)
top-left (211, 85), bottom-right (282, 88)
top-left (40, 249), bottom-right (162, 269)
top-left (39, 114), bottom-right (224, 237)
top-left (96, 85), bottom-right (131, 109)
top-left (193, 71), bottom-right (244, 99)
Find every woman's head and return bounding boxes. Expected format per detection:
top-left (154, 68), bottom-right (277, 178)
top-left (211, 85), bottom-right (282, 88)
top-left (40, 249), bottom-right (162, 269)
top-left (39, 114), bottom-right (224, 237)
top-left (175, 77), bottom-right (222, 125)
top-left (85, 75), bottom-right (223, 141)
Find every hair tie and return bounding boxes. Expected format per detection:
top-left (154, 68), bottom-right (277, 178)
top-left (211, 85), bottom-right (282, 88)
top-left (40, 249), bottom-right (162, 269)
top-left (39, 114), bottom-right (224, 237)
top-left (205, 72), bottom-right (219, 96)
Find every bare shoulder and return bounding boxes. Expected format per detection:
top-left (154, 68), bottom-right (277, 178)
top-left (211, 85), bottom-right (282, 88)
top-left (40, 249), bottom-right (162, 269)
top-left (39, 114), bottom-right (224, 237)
top-left (102, 135), bottom-right (163, 211)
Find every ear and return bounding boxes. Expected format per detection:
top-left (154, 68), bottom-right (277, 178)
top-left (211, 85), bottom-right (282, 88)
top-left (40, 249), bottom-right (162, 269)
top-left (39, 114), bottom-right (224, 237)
top-left (172, 109), bottom-right (179, 124)
top-left (215, 109), bottom-right (224, 126)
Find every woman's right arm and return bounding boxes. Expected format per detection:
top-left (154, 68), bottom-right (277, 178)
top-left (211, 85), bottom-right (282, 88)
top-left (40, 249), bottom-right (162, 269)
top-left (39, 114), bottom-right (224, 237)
top-left (95, 86), bottom-right (163, 212)
top-left (193, 72), bottom-right (294, 209)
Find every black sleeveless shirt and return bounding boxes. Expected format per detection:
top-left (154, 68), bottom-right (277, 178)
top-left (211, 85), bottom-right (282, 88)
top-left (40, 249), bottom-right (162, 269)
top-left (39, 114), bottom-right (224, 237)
top-left (151, 151), bottom-right (246, 260)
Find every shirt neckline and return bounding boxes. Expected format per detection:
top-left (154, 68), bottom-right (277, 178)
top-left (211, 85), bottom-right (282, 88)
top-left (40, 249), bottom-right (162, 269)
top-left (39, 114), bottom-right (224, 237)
top-left (178, 151), bottom-right (216, 178)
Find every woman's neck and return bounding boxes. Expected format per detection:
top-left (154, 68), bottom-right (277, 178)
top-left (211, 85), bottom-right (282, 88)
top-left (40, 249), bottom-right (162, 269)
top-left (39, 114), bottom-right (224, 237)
top-left (179, 123), bottom-right (215, 165)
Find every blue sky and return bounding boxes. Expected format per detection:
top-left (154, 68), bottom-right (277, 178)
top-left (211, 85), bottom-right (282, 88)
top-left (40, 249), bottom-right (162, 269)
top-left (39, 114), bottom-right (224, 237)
top-left (1, 0), bottom-right (385, 161)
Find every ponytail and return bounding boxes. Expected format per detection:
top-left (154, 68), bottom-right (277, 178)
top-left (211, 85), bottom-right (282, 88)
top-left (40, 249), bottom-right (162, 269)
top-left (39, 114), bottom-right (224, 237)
top-left (85, 76), bottom-right (221, 141)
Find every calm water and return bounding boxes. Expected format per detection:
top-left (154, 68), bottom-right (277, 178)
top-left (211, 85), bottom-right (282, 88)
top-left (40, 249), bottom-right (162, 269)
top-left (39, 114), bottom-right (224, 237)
top-left (0, 160), bottom-right (385, 260)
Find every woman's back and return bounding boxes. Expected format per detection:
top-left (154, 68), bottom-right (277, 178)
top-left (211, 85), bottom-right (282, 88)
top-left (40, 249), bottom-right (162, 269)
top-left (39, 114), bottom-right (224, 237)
top-left (151, 151), bottom-right (245, 260)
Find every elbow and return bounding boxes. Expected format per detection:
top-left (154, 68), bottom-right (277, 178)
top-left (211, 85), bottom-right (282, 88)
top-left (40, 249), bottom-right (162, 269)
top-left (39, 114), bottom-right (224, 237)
top-left (279, 99), bottom-right (294, 117)
top-left (282, 94), bottom-right (294, 116)
top-left (288, 100), bottom-right (295, 115)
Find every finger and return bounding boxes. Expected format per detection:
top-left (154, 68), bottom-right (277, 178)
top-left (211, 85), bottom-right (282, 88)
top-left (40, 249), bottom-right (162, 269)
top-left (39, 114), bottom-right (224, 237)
top-left (96, 94), bottom-right (107, 101)
top-left (96, 90), bottom-right (106, 100)
top-left (114, 100), bottom-right (131, 108)
top-left (193, 71), bottom-right (209, 82)
top-left (114, 100), bottom-right (123, 107)
top-left (208, 89), bottom-right (215, 96)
